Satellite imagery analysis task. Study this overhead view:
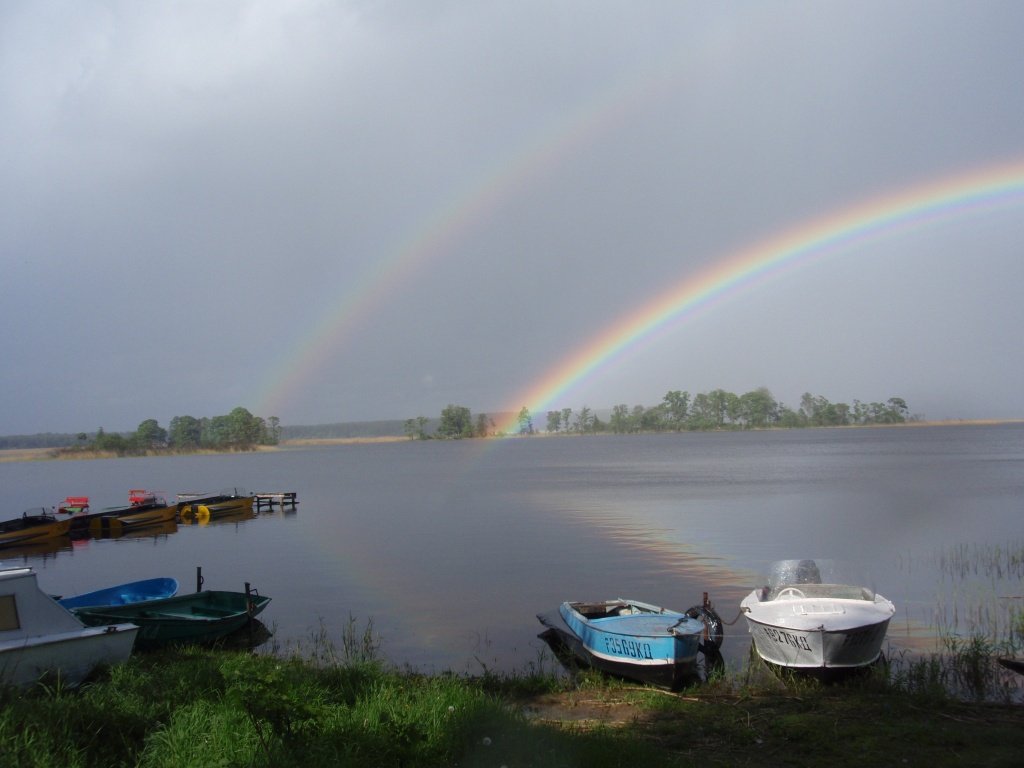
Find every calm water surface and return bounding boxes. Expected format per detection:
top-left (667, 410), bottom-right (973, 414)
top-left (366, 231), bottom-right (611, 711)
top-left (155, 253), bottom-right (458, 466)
top-left (2, 424), bottom-right (1021, 673)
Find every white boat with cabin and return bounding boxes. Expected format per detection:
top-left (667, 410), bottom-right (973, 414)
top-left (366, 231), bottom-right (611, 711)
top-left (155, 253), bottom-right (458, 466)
top-left (0, 565), bottom-right (138, 688)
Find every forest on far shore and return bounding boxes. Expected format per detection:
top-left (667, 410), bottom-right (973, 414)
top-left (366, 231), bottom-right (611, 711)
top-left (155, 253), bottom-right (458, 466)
top-left (0, 389), bottom-right (911, 450)
top-left (0, 407), bottom-right (281, 453)
top-left (415, 389), bottom-right (911, 440)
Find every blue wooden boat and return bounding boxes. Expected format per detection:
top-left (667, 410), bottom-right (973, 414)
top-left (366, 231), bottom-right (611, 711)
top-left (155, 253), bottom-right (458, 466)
top-left (57, 578), bottom-right (179, 610)
top-left (538, 598), bottom-right (722, 690)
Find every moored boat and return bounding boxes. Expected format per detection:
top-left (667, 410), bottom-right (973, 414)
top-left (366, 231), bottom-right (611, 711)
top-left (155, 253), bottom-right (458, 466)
top-left (0, 565), bottom-right (138, 688)
top-left (0, 509), bottom-right (73, 548)
top-left (57, 577), bottom-right (179, 610)
top-left (177, 489), bottom-right (255, 519)
top-left (740, 559), bottom-right (894, 676)
top-left (71, 587), bottom-right (270, 649)
top-left (537, 597), bottom-right (722, 690)
top-left (86, 491), bottom-right (178, 534)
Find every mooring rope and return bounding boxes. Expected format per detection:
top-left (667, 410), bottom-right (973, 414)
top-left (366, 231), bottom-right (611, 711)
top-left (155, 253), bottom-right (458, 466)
top-left (720, 608), bottom-right (746, 626)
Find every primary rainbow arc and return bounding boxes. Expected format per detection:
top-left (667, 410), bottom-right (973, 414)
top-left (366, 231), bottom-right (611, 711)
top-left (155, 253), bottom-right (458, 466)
top-left (492, 161), bottom-right (1024, 434)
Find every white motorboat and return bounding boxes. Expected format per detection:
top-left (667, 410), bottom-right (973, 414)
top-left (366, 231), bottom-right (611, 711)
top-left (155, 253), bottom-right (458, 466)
top-left (740, 559), bottom-right (894, 674)
top-left (0, 565), bottom-right (138, 688)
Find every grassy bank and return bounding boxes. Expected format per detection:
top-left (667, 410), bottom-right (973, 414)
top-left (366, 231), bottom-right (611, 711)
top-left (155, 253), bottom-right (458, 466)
top-left (0, 446), bottom-right (277, 463)
top-left (0, 448), bottom-right (53, 463)
top-left (2, 640), bottom-right (1022, 768)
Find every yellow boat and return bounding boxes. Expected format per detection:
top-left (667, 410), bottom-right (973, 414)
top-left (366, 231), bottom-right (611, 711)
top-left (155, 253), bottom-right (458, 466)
top-left (88, 503), bottom-right (178, 534)
top-left (72, 491), bottom-right (177, 536)
top-left (0, 510), bottom-right (73, 548)
top-left (177, 490), bottom-right (255, 520)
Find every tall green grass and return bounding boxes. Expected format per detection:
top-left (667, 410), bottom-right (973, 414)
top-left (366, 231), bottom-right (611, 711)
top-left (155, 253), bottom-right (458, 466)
top-left (888, 540), bottom-right (1024, 703)
top-left (0, 623), bottom-right (663, 767)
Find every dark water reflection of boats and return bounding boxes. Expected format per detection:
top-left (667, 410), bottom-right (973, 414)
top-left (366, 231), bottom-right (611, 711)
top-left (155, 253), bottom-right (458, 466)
top-left (216, 618), bottom-right (274, 652)
top-left (87, 518), bottom-right (179, 542)
top-left (0, 536), bottom-right (75, 561)
top-left (27, 520), bottom-right (181, 558)
top-left (180, 508), bottom-right (257, 527)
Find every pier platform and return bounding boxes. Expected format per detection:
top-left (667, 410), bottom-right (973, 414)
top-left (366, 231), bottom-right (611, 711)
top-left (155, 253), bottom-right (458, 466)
top-left (254, 492), bottom-right (298, 510)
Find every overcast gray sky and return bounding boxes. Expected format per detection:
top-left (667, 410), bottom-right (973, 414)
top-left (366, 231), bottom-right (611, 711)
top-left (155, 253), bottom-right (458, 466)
top-left (3, 0), bottom-right (1023, 434)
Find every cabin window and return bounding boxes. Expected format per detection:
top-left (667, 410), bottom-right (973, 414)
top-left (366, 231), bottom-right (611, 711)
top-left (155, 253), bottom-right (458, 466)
top-left (0, 595), bottom-right (20, 631)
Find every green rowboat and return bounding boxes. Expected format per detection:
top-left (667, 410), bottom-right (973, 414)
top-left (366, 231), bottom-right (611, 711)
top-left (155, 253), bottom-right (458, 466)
top-left (71, 589), bottom-right (270, 649)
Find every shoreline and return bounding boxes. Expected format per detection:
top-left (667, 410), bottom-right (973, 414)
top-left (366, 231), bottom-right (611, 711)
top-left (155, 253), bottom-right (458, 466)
top-left (0, 444), bottom-right (279, 463)
top-left (280, 436), bottom-right (409, 446)
top-left (2, 419), bottom-right (1021, 462)
top-left (277, 418), bottom-right (1024, 445)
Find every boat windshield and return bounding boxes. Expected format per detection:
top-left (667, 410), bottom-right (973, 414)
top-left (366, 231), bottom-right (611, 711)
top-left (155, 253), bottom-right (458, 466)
top-left (758, 559), bottom-right (876, 601)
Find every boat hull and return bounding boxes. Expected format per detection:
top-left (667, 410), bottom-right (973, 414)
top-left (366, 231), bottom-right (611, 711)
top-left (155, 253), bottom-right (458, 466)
top-left (0, 515), bottom-right (72, 548)
top-left (86, 503), bottom-right (178, 533)
top-left (57, 578), bottom-right (179, 610)
top-left (179, 496), bottom-right (255, 519)
top-left (539, 600), bottom-right (705, 689)
top-left (0, 624), bottom-right (138, 688)
top-left (740, 588), bottom-right (894, 670)
top-left (73, 590), bottom-right (270, 649)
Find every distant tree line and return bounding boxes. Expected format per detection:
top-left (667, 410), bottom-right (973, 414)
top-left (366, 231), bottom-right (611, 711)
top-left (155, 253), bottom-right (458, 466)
top-left (566, 390), bottom-right (910, 434)
top-left (0, 432), bottom-right (82, 450)
top-left (404, 409), bottom-right (502, 440)
top-left (56, 407), bottom-right (281, 457)
top-left (407, 390), bottom-right (910, 440)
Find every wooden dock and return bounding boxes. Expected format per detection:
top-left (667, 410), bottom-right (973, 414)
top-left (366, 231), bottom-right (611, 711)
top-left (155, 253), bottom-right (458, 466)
top-left (254, 492), bottom-right (298, 510)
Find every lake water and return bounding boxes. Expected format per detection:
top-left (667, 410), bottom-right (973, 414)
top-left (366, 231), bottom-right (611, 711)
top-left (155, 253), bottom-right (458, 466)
top-left (2, 424), bottom-right (1022, 675)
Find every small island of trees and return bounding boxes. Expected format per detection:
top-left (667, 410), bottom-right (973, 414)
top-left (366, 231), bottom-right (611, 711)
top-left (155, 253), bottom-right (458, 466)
top-left (56, 407), bottom-right (281, 457)
top-left (406, 389), bottom-right (911, 440)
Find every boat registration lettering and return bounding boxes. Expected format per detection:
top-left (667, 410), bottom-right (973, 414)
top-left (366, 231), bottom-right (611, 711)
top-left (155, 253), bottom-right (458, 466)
top-left (759, 626), bottom-right (812, 651)
top-left (604, 636), bottom-right (654, 660)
